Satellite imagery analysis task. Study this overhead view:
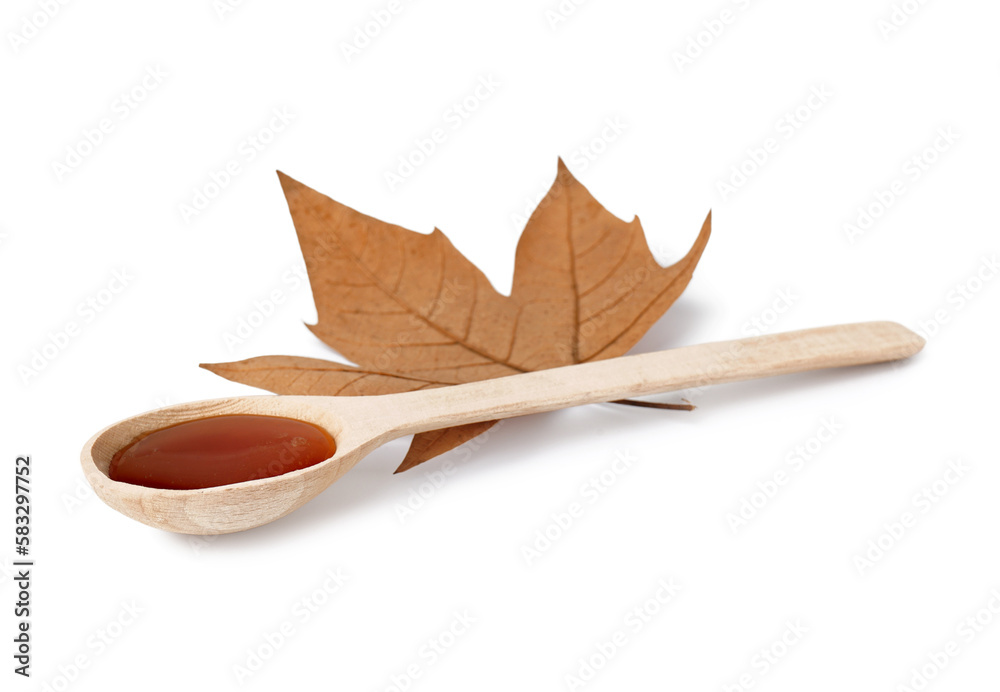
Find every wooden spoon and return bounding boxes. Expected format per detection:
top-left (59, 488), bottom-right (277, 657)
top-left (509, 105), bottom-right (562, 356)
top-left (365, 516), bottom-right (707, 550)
top-left (81, 322), bottom-right (924, 534)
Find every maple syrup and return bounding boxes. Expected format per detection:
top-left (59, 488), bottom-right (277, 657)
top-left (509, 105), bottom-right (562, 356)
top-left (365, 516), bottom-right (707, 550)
top-left (108, 415), bottom-right (336, 490)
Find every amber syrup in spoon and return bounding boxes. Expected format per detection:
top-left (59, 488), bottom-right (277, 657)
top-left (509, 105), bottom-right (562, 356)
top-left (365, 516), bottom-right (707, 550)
top-left (108, 415), bottom-right (337, 490)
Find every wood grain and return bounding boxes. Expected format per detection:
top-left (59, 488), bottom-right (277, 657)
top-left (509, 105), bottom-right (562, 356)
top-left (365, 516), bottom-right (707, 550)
top-left (82, 322), bottom-right (924, 535)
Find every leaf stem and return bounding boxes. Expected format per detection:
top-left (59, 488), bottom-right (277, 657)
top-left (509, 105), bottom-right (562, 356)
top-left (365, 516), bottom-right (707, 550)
top-left (611, 399), bottom-right (695, 411)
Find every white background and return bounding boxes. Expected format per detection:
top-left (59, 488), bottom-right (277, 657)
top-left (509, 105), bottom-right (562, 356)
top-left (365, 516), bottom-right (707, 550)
top-left (2, 0), bottom-right (999, 690)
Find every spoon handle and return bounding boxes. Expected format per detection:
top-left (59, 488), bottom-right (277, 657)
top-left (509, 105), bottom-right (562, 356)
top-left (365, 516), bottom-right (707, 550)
top-left (376, 321), bottom-right (924, 437)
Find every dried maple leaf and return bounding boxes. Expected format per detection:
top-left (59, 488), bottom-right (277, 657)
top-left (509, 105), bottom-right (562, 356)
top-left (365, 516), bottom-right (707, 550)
top-left (202, 159), bottom-right (711, 472)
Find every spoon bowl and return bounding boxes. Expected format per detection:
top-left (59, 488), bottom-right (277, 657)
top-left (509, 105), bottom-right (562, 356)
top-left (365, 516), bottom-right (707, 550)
top-left (82, 322), bottom-right (925, 534)
top-left (82, 394), bottom-right (393, 534)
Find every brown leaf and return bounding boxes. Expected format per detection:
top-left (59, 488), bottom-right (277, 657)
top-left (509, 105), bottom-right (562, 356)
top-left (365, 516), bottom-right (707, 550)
top-left (513, 160), bottom-right (711, 364)
top-left (200, 356), bottom-right (444, 396)
top-left (394, 421), bottom-right (498, 474)
top-left (277, 172), bottom-right (526, 384)
top-left (202, 160), bottom-right (710, 472)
